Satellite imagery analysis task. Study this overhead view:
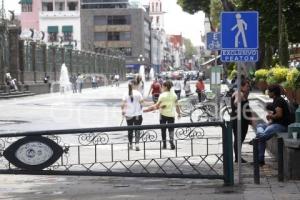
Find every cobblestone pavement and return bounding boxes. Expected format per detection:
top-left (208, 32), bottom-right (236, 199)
top-left (0, 83), bottom-right (299, 200)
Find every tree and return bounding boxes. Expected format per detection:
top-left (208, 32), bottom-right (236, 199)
top-left (183, 38), bottom-right (197, 60)
top-left (279, 15), bottom-right (289, 66)
top-left (177, 0), bottom-right (236, 31)
top-left (210, 0), bottom-right (223, 30)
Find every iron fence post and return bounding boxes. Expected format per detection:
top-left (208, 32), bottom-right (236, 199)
top-left (223, 121), bottom-right (234, 186)
top-left (277, 137), bottom-right (284, 182)
top-left (253, 138), bottom-right (260, 184)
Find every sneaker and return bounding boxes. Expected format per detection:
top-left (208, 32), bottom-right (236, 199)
top-left (234, 158), bottom-right (248, 163)
top-left (136, 145), bottom-right (140, 151)
top-left (162, 142), bottom-right (167, 149)
top-left (170, 142), bottom-right (176, 150)
top-left (259, 161), bottom-right (265, 166)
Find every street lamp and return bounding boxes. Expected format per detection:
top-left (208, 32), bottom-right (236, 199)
top-left (137, 54), bottom-right (145, 63)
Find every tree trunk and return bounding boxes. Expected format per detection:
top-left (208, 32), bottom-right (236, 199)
top-left (257, 36), bottom-right (266, 69)
top-left (220, 0), bottom-right (235, 11)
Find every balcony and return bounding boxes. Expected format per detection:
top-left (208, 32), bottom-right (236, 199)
top-left (40, 11), bottom-right (80, 18)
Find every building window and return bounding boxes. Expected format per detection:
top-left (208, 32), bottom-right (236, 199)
top-left (62, 26), bottom-right (73, 41)
top-left (67, 2), bottom-right (78, 11)
top-left (152, 3), bottom-right (154, 12)
top-left (48, 33), bottom-right (58, 42)
top-left (160, 2), bottom-right (162, 12)
top-left (21, 4), bottom-right (32, 12)
top-left (119, 47), bottom-right (132, 56)
top-left (108, 32), bottom-right (120, 41)
top-left (42, 2), bottom-right (53, 11)
top-left (94, 16), bottom-right (107, 25)
top-left (94, 32), bottom-right (107, 41)
top-left (107, 15), bottom-right (131, 25)
top-left (55, 2), bottom-right (65, 11)
top-left (48, 26), bottom-right (58, 42)
top-left (107, 32), bottom-right (131, 41)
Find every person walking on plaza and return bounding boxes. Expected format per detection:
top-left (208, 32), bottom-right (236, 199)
top-left (252, 84), bottom-right (291, 166)
top-left (76, 73), bottom-right (84, 93)
top-left (70, 74), bottom-right (77, 93)
top-left (196, 77), bottom-right (205, 102)
top-left (230, 79), bottom-right (252, 163)
top-left (183, 77), bottom-right (191, 97)
top-left (148, 78), bottom-right (161, 103)
top-left (135, 75), bottom-right (144, 97)
top-left (144, 81), bottom-right (181, 150)
top-left (121, 80), bottom-right (144, 151)
top-left (173, 77), bottom-right (182, 100)
top-left (114, 74), bottom-right (120, 87)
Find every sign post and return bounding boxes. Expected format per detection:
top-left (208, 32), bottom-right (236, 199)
top-left (221, 11), bottom-right (259, 184)
top-left (207, 32), bottom-right (221, 117)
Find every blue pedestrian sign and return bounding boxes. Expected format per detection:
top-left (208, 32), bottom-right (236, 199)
top-left (206, 32), bottom-right (221, 51)
top-left (221, 11), bottom-right (259, 62)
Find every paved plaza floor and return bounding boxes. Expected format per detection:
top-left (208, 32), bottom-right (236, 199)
top-left (0, 82), bottom-right (299, 199)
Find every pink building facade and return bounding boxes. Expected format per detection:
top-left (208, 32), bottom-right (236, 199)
top-left (19, 0), bottom-right (40, 31)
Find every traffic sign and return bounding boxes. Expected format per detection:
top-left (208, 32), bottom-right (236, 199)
top-left (206, 32), bottom-right (221, 51)
top-left (220, 11), bottom-right (259, 62)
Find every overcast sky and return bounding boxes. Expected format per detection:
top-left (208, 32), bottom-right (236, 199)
top-left (4, 0), bottom-right (205, 46)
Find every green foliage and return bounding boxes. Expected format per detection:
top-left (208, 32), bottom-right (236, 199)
top-left (176, 0), bottom-right (210, 14)
top-left (227, 63), bottom-right (236, 77)
top-left (210, 0), bottom-right (223, 30)
top-left (229, 69), bottom-right (237, 80)
top-left (254, 69), bottom-right (269, 82)
top-left (183, 38), bottom-right (197, 59)
top-left (286, 68), bottom-right (300, 89)
top-left (266, 65), bottom-right (289, 85)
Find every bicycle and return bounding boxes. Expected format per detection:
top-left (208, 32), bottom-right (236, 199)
top-left (178, 94), bottom-right (198, 117)
top-left (189, 90), bottom-right (232, 122)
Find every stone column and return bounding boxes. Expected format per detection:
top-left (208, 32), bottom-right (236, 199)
top-left (31, 42), bottom-right (37, 83)
top-left (8, 26), bottom-right (20, 85)
top-left (50, 46), bottom-right (57, 81)
top-left (68, 49), bottom-right (72, 74)
top-left (59, 47), bottom-right (65, 64)
top-left (0, 24), bottom-right (7, 88)
top-left (19, 40), bottom-right (25, 84)
top-left (41, 43), bottom-right (47, 74)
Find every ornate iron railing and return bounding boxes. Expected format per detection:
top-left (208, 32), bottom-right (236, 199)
top-left (0, 122), bottom-right (234, 185)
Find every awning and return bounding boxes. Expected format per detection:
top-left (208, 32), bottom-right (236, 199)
top-left (62, 26), bottom-right (73, 33)
top-left (19, 0), bottom-right (32, 4)
top-left (48, 26), bottom-right (58, 33)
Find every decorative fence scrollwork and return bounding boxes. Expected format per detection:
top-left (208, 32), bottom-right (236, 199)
top-left (175, 127), bottom-right (205, 139)
top-left (78, 132), bottom-right (109, 145)
top-left (140, 130), bottom-right (158, 142)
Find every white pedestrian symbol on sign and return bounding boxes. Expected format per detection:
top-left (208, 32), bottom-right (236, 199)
top-left (231, 13), bottom-right (248, 48)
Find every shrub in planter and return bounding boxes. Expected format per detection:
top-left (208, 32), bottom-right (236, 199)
top-left (266, 66), bottom-right (289, 85)
top-left (286, 68), bottom-right (300, 105)
top-left (255, 69), bottom-right (269, 92)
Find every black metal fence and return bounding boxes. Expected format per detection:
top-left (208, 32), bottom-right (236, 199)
top-left (21, 42), bottom-right (126, 84)
top-left (0, 122), bottom-right (234, 185)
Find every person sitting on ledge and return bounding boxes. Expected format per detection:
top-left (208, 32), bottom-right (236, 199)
top-left (250, 84), bottom-right (291, 166)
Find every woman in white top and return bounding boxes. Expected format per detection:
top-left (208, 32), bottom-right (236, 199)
top-left (121, 80), bottom-right (144, 151)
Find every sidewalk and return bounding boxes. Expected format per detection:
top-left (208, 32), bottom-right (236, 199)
top-left (0, 85), bottom-right (299, 200)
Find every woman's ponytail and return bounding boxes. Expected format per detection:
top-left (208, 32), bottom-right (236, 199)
top-left (128, 83), bottom-right (133, 102)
